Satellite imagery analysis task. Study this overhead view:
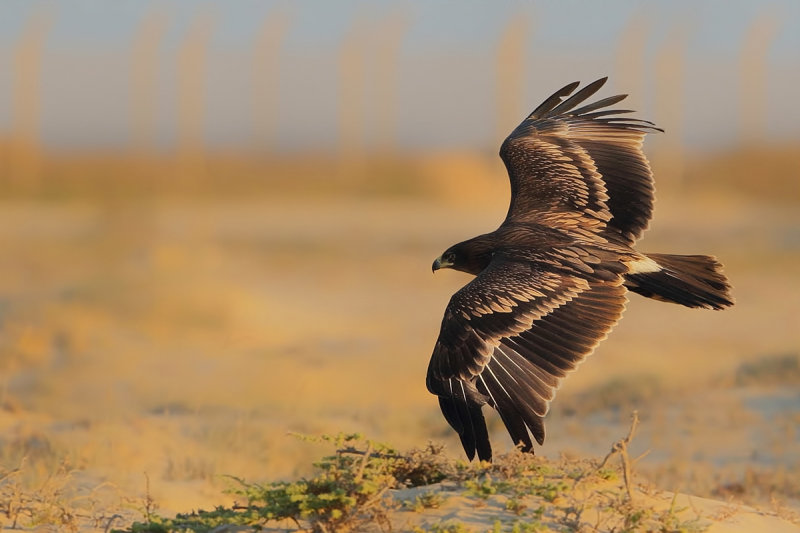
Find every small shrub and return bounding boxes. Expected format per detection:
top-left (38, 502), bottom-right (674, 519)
top-left (504, 496), bottom-right (526, 515)
top-left (560, 374), bottom-right (662, 416)
top-left (404, 489), bottom-right (446, 512)
top-left (490, 517), bottom-right (546, 533)
top-left (735, 353), bottom-right (800, 386)
top-left (464, 474), bottom-right (506, 500)
top-left (112, 417), bottom-right (713, 533)
top-left (414, 519), bottom-right (473, 533)
top-left (118, 433), bottom-right (452, 533)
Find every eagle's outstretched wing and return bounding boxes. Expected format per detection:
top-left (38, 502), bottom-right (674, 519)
top-left (426, 256), bottom-right (627, 461)
top-left (500, 77), bottom-right (661, 244)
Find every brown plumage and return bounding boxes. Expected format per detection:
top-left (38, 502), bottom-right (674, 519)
top-left (428, 77), bottom-right (733, 461)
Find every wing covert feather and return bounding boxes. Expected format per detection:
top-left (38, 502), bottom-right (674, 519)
top-left (500, 77), bottom-right (661, 244)
top-left (427, 258), bottom-right (627, 456)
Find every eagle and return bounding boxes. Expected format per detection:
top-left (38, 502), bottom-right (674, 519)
top-left (428, 77), bottom-right (733, 461)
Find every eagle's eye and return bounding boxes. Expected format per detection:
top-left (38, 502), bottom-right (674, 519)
top-left (445, 252), bottom-right (456, 263)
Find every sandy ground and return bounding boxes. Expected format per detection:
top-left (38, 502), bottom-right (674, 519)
top-left (0, 185), bottom-right (798, 528)
top-left (389, 483), bottom-right (800, 533)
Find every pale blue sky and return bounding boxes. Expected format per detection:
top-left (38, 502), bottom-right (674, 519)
top-left (0, 0), bottom-right (798, 152)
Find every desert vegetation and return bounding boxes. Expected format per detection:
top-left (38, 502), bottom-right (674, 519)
top-left (3, 418), bottom-right (797, 532)
top-left (0, 425), bottom-right (732, 532)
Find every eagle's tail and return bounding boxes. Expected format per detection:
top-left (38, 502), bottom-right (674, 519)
top-left (624, 253), bottom-right (734, 310)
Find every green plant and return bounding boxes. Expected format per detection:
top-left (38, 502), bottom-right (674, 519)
top-left (117, 433), bottom-right (453, 533)
top-left (464, 474), bottom-right (507, 500)
top-left (490, 517), bottom-right (545, 533)
top-left (404, 489), bottom-right (446, 512)
top-left (414, 519), bottom-right (473, 533)
top-left (504, 496), bottom-right (526, 515)
top-left (111, 417), bottom-right (714, 533)
top-left (652, 493), bottom-right (708, 533)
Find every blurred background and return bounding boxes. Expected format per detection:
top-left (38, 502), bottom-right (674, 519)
top-left (0, 0), bottom-right (798, 521)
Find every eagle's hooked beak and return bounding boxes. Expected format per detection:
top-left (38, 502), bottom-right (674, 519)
top-left (432, 255), bottom-right (452, 273)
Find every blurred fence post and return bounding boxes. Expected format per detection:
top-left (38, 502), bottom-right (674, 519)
top-left (651, 23), bottom-right (690, 188)
top-left (739, 10), bottom-right (781, 146)
top-left (372, 11), bottom-right (409, 156)
top-left (176, 12), bottom-right (215, 183)
top-left (615, 11), bottom-right (648, 113)
top-left (8, 8), bottom-right (53, 190)
top-left (253, 9), bottom-right (291, 154)
top-left (495, 13), bottom-right (530, 146)
top-left (338, 16), bottom-right (368, 172)
top-left (131, 10), bottom-right (167, 158)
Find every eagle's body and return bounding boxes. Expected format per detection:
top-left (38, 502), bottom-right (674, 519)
top-left (428, 78), bottom-right (733, 461)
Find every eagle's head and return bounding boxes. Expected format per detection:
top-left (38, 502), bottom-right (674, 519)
top-left (432, 237), bottom-right (494, 276)
top-left (431, 249), bottom-right (457, 272)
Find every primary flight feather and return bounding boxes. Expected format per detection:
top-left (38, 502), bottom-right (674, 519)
top-left (428, 77), bottom-right (733, 461)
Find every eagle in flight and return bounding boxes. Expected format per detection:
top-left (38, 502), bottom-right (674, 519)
top-left (428, 77), bottom-right (733, 461)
